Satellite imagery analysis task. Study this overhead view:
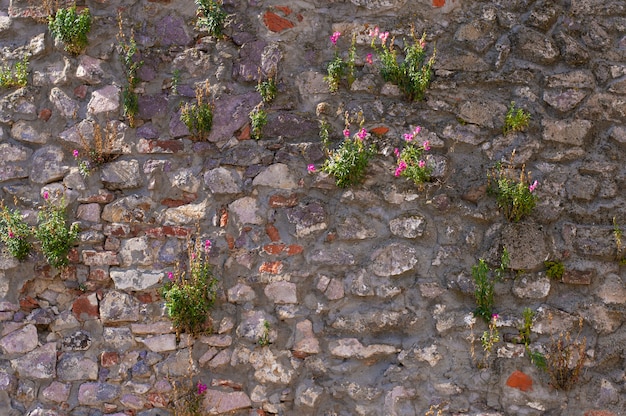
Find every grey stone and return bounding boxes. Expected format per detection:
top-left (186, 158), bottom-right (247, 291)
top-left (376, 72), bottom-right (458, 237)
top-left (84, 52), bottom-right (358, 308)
top-left (236, 310), bottom-right (272, 342)
top-left (12, 343), bottom-right (57, 379)
top-left (61, 330), bottom-right (92, 351)
top-left (76, 55), bottom-right (105, 85)
top-left (512, 274), bottom-right (551, 299)
top-left (118, 237), bottom-right (153, 267)
top-left (155, 348), bottom-right (195, 377)
top-left (458, 100), bottom-right (505, 128)
top-left (11, 120), bottom-right (49, 144)
top-left (141, 334), bottom-right (176, 352)
top-left (102, 195), bottom-right (154, 223)
top-left (330, 310), bottom-right (406, 333)
top-left (295, 382), bottom-right (323, 408)
top-left (500, 223), bottom-right (548, 271)
top-left (249, 348), bottom-right (294, 384)
top-left (287, 202), bottom-right (327, 237)
top-left (229, 197), bottom-right (262, 225)
top-left (207, 93), bottom-right (258, 143)
top-left (77, 382), bottom-right (120, 406)
top-left (307, 248), bottom-right (355, 266)
top-left (49, 87), bottom-right (79, 119)
top-left (542, 119), bottom-right (591, 145)
top-left (41, 382), bottom-right (70, 403)
top-left (155, 15), bottom-right (192, 47)
top-left (252, 163), bottom-right (297, 189)
top-left (87, 85), bottom-right (120, 116)
top-left (204, 167), bottom-right (242, 194)
top-left (234, 40), bottom-right (267, 82)
top-left (370, 243), bottom-right (418, 277)
top-left (336, 216), bottom-right (376, 240)
top-left (101, 160), bottom-right (143, 190)
top-left (110, 269), bottom-right (161, 291)
top-left (566, 175), bottom-right (598, 201)
top-left (103, 327), bottom-right (135, 352)
top-left (543, 89), bottom-right (587, 112)
top-left (30, 146), bottom-right (69, 184)
top-left (100, 291), bottom-right (142, 323)
top-left (57, 354), bottom-right (98, 381)
top-left (389, 215), bottom-right (426, 238)
top-left (329, 338), bottom-right (398, 359)
top-left (227, 283), bottom-right (256, 303)
top-left (203, 389), bottom-right (252, 415)
top-left (138, 94), bottom-right (168, 120)
top-left (514, 28), bottom-right (560, 64)
top-left (264, 281), bottom-right (297, 304)
top-left (293, 320), bottom-right (320, 355)
top-left (0, 324), bottom-right (37, 354)
top-left (596, 274), bottom-right (626, 304)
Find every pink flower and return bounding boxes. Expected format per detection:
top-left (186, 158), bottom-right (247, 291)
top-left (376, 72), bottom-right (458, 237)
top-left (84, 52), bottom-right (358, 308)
top-left (369, 27), bottom-right (379, 38)
top-left (422, 140), bottom-right (430, 151)
top-left (529, 180), bottom-right (538, 193)
top-left (393, 148), bottom-right (400, 157)
top-left (73, 149), bottom-right (79, 159)
top-left (330, 31), bottom-right (341, 45)
top-left (8, 231), bottom-right (15, 239)
top-left (492, 313), bottom-right (499, 320)
top-left (418, 160), bottom-right (426, 168)
top-left (43, 191), bottom-right (49, 200)
top-left (191, 252), bottom-right (196, 260)
top-left (414, 126), bottom-right (421, 135)
top-left (366, 53), bottom-right (373, 65)
top-left (343, 129), bottom-right (350, 138)
top-left (357, 128), bottom-right (367, 141)
top-left (205, 239), bottom-right (212, 252)
top-left (379, 31), bottom-right (389, 45)
top-left (403, 133), bottom-right (413, 142)
top-left (167, 272), bottom-right (173, 281)
top-left (307, 164), bottom-right (316, 173)
top-left (395, 160), bottom-right (407, 177)
top-left (197, 382), bottom-right (207, 395)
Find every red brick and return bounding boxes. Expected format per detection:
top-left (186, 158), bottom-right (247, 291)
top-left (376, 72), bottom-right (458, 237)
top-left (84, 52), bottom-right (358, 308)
top-left (82, 250), bottom-right (120, 266)
top-left (264, 244), bottom-right (286, 255)
top-left (433, 0), bottom-right (445, 7)
top-left (269, 194), bottom-right (298, 208)
top-left (101, 351), bottom-right (119, 367)
top-left (275, 5), bottom-right (292, 15)
top-left (263, 11), bottom-right (295, 33)
top-left (39, 108), bottom-right (52, 121)
top-left (265, 223), bottom-right (281, 242)
top-left (163, 226), bottom-right (192, 238)
top-left (72, 293), bottom-right (99, 320)
top-left (585, 411), bottom-right (617, 416)
top-left (225, 234), bottom-right (235, 250)
top-left (286, 245), bottom-right (303, 256)
top-left (506, 370), bottom-right (533, 392)
top-left (370, 126), bottom-right (389, 136)
top-left (259, 261), bottom-right (283, 274)
top-left (238, 124), bottom-right (251, 141)
top-left (19, 296), bottom-right (39, 311)
top-left (563, 269), bottom-right (593, 285)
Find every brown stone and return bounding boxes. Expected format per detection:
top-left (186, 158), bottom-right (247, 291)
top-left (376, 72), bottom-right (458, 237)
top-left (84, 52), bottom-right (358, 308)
top-left (39, 108), bottom-right (52, 121)
top-left (101, 351), bottom-right (119, 367)
top-left (263, 11), bottom-right (295, 33)
top-left (72, 293), bottom-right (99, 320)
top-left (562, 269), bottom-right (593, 285)
top-left (265, 223), bottom-right (281, 241)
top-left (259, 261), bottom-right (283, 274)
top-left (506, 370), bottom-right (533, 392)
top-left (82, 251), bottom-right (120, 266)
top-left (19, 296), bottom-right (39, 311)
top-left (264, 243), bottom-right (286, 255)
top-left (74, 85), bottom-right (88, 99)
top-left (286, 245), bottom-right (303, 256)
top-left (269, 194), bottom-right (299, 208)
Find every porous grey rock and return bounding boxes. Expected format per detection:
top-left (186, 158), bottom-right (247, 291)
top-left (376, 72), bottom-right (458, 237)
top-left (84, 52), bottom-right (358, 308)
top-left (57, 354), bottom-right (98, 381)
top-left (11, 120), bottom-right (49, 144)
top-left (0, 324), bottom-right (38, 354)
top-left (389, 215), bottom-right (426, 238)
top-left (287, 202), bottom-right (327, 237)
top-left (76, 55), bottom-right (105, 85)
top-left (11, 343), bottom-right (57, 379)
top-left (500, 223), bottom-right (548, 271)
top-left (49, 87), bottom-right (79, 118)
top-left (330, 338), bottom-right (398, 359)
top-left (203, 389), bottom-right (252, 415)
top-left (542, 119), bottom-right (591, 145)
top-left (101, 195), bottom-right (154, 223)
top-left (101, 160), bottom-right (143, 190)
top-left (110, 269), bottom-right (162, 291)
top-left (100, 291), bottom-right (142, 323)
top-left (103, 327), bottom-right (135, 352)
top-left (204, 167), bottom-right (242, 194)
top-left (370, 243), bottom-right (418, 277)
top-left (77, 382), bottom-right (120, 406)
top-left (512, 274), bottom-right (551, 299)
top-left (264, 281), bottom-right (297, 304)
top-left (163, 199), bottom-right (209, 225)
top-left (514, 27), bottom-right (560, 64)
top-left (336, 216), bottom-right (376, 240)
top-left (252, 163), bottom-right (297, 189)
top-left (249, 348), bottom-right (294, 384)
top-left (30, 146), bottom-right (68, 184)
top-left (87, 85), bottom-right (120, 116)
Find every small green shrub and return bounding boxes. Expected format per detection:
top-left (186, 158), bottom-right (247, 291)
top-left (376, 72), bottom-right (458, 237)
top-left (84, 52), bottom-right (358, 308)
top-left (518, 307), bottom-right (547, 370)
top-left (34, 193), bottom-right (79, 269)
top-left (258, 320), bottom-right (271, 346)
top-left (75, 123), bottom-right (118, 178)
top-left (370, 27), bottom-right (436, 101)
top-left (322, 127), bottom-right (374, 188)
top-left (325, 55), bottom-right (344, 93)
top-left (117, 14), bottom-right (143, 127)
top-left (393, 126), bottom-right (432, 187)
top-left (195, 0), bottom-right (227, 38)
top-left (249, 105), bottom-right (267, 140)
top-left (48, 6), bottom-right (92, 54)
top-left (0, 202), bottom-right (32, 261)
top-left (172, 381), bottom-right (207, 416)
top-left (160, 237), bottom-right (218, 336)
top-left (256, 76), bottom-right (277, 104)
top-left (0, 57), bottom-right (29, 88)
top-left (545, 316), bottom-right (586, 390)
top-left (181, 82), bottom-right (213, 140)
top-left (544, 260), bottom-right (564, 280)
top-left (488, 151), bottom-right (538, 222)
top-left (472, 248), bottom-right (509, 323)
top-left (503, 101), bottom-right (531, 135)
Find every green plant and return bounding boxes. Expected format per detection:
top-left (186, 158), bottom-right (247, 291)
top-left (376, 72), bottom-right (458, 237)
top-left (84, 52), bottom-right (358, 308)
top-left (346, 33), bottom-right (357, 88)
top-left (0, 56), bottom-right (29, 88)
top-left (195, 0), bottom-right (227, 38)
top-left (319, 119), bottom-right (331, 148)
top-left (324, 31), bottom-right (345, 93)
top-left (160, 237), bottom-right (218, 336)
top-left (48, 6), bottom-right (92, 54)
top-left (370, 27), bottom-right (436, 101)
top-left (472, 248), bottom-right (509, 323)
top-left (172, 380), bottom-right (207, 416)
top-left (256, 76), bottom-right (277, 104)
top-left (181, 81), bottom-right (213, 141)
top-left (393, 126), bottom-right (432, 187)
top-left (172, 69), bottom-right (181, 95)
top-left (117, 13), bottom-right (143, 127)
top-left (479, 313), bottom-right (500, 367)
top-left (34, 192), bottom-right (79, 269)
top-left (503, 101), bottom-right (531, 135)
top-left (0, 202), bottom-right (32, 261)
top-left (613, 217), bottom-right (624, 263)
top-left (75, 123), bottom-right (118, 178)
top-left (545, 316), bottom-right (586, 390)
top-left (249, 105), bottom-right (267, 140)
top-left (258, 320), bottom-right (271, 346)
top-left (518, 307), bottom-right (547, 370)
top-left (544, 260), bottom-right (564, 280)
top-left (488, 151), bottom-right (538, 222)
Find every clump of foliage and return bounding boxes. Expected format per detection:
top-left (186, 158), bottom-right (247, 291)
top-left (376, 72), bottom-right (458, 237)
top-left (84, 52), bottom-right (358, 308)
top-left (0, 201), bottom-right (32, 261)
top-left (472, 248), bottom-right (509, 323)
top-left (545, 316), bottom-right (586, 390)
top-left (488, 150), bottom-right (538, 222)
top-left (34, 192), bottom-right (79, 269)
top-left (172, 380), bottom-right (207, 416)
top-left (195, 0), bottom-right (227, 38)
top-left (370, 27), bottom-right (436, 101)
top-left (324, 31), bottom-right (358, 93)
top-left (480, 313), bottom-right (500, 367)
top-left (544, 260), bottom-right (565, 280)
top-left (181, 81), bottom-right (213, 141)
top-left (613, 217), bottom-right (625, 264)
top-left (48, 6), bottom-right (92, 54)
top-left (0, 57), bottom-right (29, 88)
top-left (503, 101), bottom-right (531, 135)
top-left (258, 320), bottom-right (271, 346)
top-left (256, 76), bottom-right (277, 104)
top-left (249, 105), bottom-right (268, 140)
top-left (75, 123), bottom-right (118, 178)
top-left (160, 237), bottom-right (218, 336)
top-left (321, 114), bottom-right (375, 188)
top-left (518, 307), bottom-right (547, 369)
top-left (117, 12), bottom-right (143, 127)
top-left (393, 126), bottom-right (432, 187)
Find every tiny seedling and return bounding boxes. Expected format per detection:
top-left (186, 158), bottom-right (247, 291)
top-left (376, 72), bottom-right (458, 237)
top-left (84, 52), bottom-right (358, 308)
top-left (258, 320), bottom-right (271, 346)
top-left (503, 101), bottom-right (531, 135)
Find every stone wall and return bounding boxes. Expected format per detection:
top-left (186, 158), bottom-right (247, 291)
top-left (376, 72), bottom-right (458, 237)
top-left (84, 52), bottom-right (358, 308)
top-left (0, 0), bottom-right (625, 414)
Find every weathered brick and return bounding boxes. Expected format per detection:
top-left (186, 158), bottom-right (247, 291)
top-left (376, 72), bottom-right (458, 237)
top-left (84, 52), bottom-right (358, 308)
top-left (265, 223), bottom-right (281, 242)
top-left (259, 261), bottom-right (283, 274)
top-left (269, 194), bottom-right (299, 208)
top-left (82, 250), bottom-right (120, 266)
top-left (264, 243), bottom-right (286, 255)
top-left (562, 269), bottom-right (593, 285)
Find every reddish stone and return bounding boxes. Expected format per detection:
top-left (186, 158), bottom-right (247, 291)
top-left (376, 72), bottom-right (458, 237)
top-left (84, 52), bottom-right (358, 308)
top-left (210, 379), bottom-right (243, 390)
top-left (563, 269), bottom-right (593, 285)
top-left (286, 245), bottom-right (303, 256)
top-left (89, 267), bottom-right (109, 281)
top-left (106, 224), bottom-right (133, 237)
top-left (163, 226), bottom-right (192, 238)
top-left (220, 208), bottom-right (228, 228)
top-left (269, 194), bottom-right (298, 208)
top-left (19, 296), bottom-right (39, 311)
top-left (139, 139), bottom-right (184, 154)
top-left (433, 0), bottom-right (445, 6)
top-left (225, 234), bottom-right (235, 250)
top-left (275, 5), bottom-right (292, 15)
top-left (72, 294), bottom-right (99, 320)
top-left (584, 411), bottom-right (617, 416)
top-left (263, 11), bottom-right (295, 33)
top-left (292, 350), bottom-right (308, 359)
top-left (82, 250), bottom-right (120, 266)
top-left (135, 292), bottom-right (153, 303)
top-left (238, 124), bottom-right (251, 141)
top-left (297, 13), bottom-right (303, 22)
top-left (34, 263), bottom-right (54, 280)
top-left (68, 248), bottom-right (80, 263)
top-left (104, 236), bottom-right (120, 251)
top-left (101, 351), bottom-right (119, 367)
top-left (161, 198), bottom-right (189, 208)
top-left (326, 232), bottom-right (336, 242)
top-left (74, 85), bottom-right (88, 99)
top-left (265, 223), bottom-right (281, 242)
top-left (148, 393), bottom-right (168, 408)
top-left (264, 243), bottom-right (286, 255)
top-left (82, 190), bottom-right (115, 204)
top-left (370, 126), bottom-right (389, 136)
top-left (506, 370), bottom-right (533, 392)
top-left (39, 108), bottom-right (52, 121)
top-left (259, 261), bottom-right (283, 274)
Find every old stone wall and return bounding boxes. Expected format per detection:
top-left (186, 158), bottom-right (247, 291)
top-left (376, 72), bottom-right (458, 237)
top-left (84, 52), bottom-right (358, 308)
top-left (0, 0), bottom-right (625, 415)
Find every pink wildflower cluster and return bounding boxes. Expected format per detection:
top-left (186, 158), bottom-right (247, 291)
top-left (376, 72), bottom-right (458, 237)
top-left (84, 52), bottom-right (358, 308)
top-left (307, 164), bottom-right (316, 173)
top-left (369, 26), bottom-right (389, 45)
top-left (197, 382), bottom-right (207, 395)
top-left (395, 160), bottom-right (407, 177)
top-left (72, 149), bottom-right (79, 159)
top-left (204, 239), bottom-right (212, 253)
top-left (356, 128), bottom-right (367, 141)
top-left (330, 31), bottom-right (341, 45)
top-left (529, 180), bottom-right (538, 193)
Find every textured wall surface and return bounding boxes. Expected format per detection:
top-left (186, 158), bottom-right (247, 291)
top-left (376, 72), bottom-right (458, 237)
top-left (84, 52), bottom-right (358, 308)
top-left (0, 0), bottom-right (625, 415)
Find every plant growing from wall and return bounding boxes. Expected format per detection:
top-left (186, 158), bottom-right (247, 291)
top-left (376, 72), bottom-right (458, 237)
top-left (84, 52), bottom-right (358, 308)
top-left (503, 101), bottom-right (531, 135)
top-left (472, 248), bottom-right (509, 323)
top-left (74, 123), bottom-right (118, 178)
top-left (160, 237), bottom-right (218, 336)
top-left (325, 31), bottom-right (345, 93)
top-left (48, 6), bottom-right (92, 54)
top-left (181, 81), bottom-right (213, 141)
top-left (34, 191), bottom-right (79, 269)
top-left (487, 150), bottom-right (538, 222)
top-left (321, 114), bottom-right (375, 188)
top-left (612, 217), bottom-right (625, 264)
top-left (117, 12), bottom-right (143, 127)
top-left (479, 313), bottom-right (500, 368)
top-left (518, 307), bottom-right (546, 369)
top-left (0, 201), bottom-right (32, 261)
top-left (258, 320), bottom-right (271, 346)
top-left (0, 56), bottom-right (29, 88)
top-left (393, 126), bottom-right (432, 187)
top-left (256, 75), bottom-right (277, 104)
top-left (544, 260), bottom-right (564, 280)
top-left (369, 27), bottom-right (436, 101)
top-left (195, 0), bottom-right (227, 38)
top-left (249, 105), bottom-right (267, 140)
top-left (545, 316), bottom-right (586, 390)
